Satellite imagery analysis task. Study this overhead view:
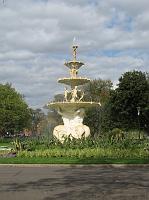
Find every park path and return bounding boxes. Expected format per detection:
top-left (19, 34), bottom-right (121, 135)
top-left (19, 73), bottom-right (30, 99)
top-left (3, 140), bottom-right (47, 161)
top-left (0, 164), bottom-right (149, 200)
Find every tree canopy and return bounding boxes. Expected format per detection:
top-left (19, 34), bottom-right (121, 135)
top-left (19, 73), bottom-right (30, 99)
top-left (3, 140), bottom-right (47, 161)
top-left (82, 79), bottom-right (113, 135)
top-left (0, 83), bottom-right (31, 135)
top-left (110, 71), bottom-right (149, 131)
top-left (82, 79), bottom-right (113, 105)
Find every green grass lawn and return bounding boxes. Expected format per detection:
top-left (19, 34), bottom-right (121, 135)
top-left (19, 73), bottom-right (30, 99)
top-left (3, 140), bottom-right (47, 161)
top-left (0, 143), bottom-right (11, 147)
top-left (0, 148), bottom-right (149, 164)
top-left (0, 157), bottom-right (149, 164)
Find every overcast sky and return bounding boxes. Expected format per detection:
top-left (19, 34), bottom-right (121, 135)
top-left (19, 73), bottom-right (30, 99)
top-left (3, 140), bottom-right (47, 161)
top-left (0, 0), bottom-right (148, 108)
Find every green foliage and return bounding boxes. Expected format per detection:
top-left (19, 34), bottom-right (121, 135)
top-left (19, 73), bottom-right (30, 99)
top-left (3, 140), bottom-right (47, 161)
top-left (82, 78), bottom-right (113, 104)
top-left (84, 107), bottom-right (101, 136)
top-left (82, 79), bottom-right (113, 135)
top-left (1, 134), bottom-right (149, 162)
top-left (110, 71), bottom-right (149, 131)
top-left (0, 137), bottom-right (12, 144)
top-left (0, 83), bottom-right (31, 134)
top-left (126, 130), bottom-right (146, 139)
top-left (108, 128), bottom-right (125, 141)
top-left (82, 71), bottom-right (149, 134)
top-left (98, 100), bottom-right (114, 132)
top-left (11, 133), bottom-right (149, 152)
top-left (17, 139), bottom-right (149, 159)
top-left (47, 109), bottom-right (62, 127)
top-left (53, 93), bottom-right (64, 102)
top-left (30, 108), bottom-right (46, 135)
top-left (11, 136), bottom-right (46, 151)
top-left (11, 138), bottom-right (22, 151)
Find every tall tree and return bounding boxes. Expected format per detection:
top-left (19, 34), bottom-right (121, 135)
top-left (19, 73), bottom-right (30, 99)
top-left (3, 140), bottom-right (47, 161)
top-left (110, 71), bottom-right (149, 131)
top-left (30, 108), bottom-right (45, 135)
top-left (82, 79), bottom-right (113, 136)
top-left (0, 83), bottom-right (31, 135)
top-left (82, 79), bottom-right (113, 104)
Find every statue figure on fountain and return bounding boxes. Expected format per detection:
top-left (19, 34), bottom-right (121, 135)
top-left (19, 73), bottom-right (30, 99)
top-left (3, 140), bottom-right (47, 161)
top-left (71, 86), bottom-right (78, 102)
top-left (64, 86), bottom-right (84, 103)
top-left (70, 68), bottom-right (78, 78)
top-left (64, 87), bottom-right (68, 102)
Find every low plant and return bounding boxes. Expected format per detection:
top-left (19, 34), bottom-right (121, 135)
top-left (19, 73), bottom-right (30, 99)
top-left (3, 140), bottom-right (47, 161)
top-left (11, 138), bottom-right (22, 151)
top-left (17, 146), bottom-right (149, 159)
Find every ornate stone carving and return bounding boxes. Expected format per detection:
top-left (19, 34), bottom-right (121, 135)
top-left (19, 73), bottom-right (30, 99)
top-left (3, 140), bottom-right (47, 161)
top-left (53, 108), bottom-right (90, 141)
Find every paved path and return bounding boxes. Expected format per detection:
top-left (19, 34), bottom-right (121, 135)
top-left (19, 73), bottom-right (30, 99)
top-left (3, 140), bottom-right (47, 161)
top-left (0, 165), bottom-right (149, 200)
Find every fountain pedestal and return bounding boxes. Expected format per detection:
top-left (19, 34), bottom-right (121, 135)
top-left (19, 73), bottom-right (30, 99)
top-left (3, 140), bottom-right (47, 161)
top-left (53, 108), bottom-right (90, 141)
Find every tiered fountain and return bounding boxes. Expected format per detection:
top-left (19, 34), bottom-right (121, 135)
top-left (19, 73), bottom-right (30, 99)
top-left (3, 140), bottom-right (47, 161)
top-left (48, 43), bottom-right (101, 141)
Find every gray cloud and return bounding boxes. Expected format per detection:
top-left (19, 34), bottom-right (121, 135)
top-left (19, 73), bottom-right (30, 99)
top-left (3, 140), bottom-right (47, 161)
top-left (0, 0), bottom-right (148, 108)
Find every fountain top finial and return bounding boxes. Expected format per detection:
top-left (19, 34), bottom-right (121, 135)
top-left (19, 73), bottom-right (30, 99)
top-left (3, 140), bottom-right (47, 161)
top-left (64, 38), bottom-right (84, 72)
top-left (72, 37), bottom-right (78, 61)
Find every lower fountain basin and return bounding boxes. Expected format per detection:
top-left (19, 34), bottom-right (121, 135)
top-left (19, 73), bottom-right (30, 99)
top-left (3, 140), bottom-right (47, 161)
top-left (47, 101), bottom-right (101, 141)
top-left (48, 101), bottom-right (101, 112)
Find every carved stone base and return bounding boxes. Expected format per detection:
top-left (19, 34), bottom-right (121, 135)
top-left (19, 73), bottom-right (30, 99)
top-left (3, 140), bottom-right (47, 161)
top-left (53, 108), bottom-right (90, 141)
top-left (53, 124), bottom-right (90, 141)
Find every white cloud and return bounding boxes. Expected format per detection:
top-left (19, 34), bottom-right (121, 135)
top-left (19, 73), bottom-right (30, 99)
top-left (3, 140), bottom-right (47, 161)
top-left (0, 0), bottom-right (148, 108)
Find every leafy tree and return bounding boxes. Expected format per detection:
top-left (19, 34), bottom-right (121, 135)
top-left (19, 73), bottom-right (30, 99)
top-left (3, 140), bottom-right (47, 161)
top-left (110, 71), bottom-right (149, 132)
top-left (53, 94), bottom-right (64, 102)
top-left (45, 93), bottom-right (64, 135)
top-left (48, 109), bottom-right (62, 126)
top-left (0, 83), bottom-right (31, 135)
top-left (30, 108), bottom-right (45, 135)
top-left (82, 79), bottom-right (113, 136)
top-left (82, 79), bottom-right (113, 104)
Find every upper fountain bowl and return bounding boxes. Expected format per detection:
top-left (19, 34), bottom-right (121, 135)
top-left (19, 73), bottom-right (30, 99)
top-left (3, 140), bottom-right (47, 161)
top-left (58, 77), bottom-right (90, 86)
top-left (64, 61), bottom-right (84, 70)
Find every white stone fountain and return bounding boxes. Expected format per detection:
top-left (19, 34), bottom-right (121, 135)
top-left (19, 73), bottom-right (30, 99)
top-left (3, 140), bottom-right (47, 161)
top-left (47, 43), bottom-right (101, 141)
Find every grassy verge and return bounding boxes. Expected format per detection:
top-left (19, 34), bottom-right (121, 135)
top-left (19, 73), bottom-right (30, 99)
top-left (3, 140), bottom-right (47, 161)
top-left (0, 157), bottom-right (149, 164)
top-left (17, 147), bottom-right (149, 159)
top-left (0, 143), bottom-right (12, 147)
top-left (0, 136), bottom-right (148, 164)
top-left (0, 147), bottom-right (149, 164)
